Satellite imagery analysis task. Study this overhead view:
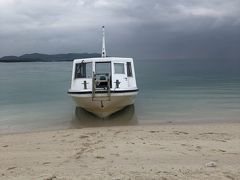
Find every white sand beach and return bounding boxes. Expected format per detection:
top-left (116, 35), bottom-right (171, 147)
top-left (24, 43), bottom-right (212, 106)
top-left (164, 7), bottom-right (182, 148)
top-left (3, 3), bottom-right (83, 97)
top-left (0, 122), bottom-right (240, 180)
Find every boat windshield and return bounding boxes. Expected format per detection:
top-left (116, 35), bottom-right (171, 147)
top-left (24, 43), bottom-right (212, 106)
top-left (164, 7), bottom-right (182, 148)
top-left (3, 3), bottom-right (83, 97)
top-left (127, 62), bottom-right (133, 77)
top-left (75, 62), bottom-right (92, 78)
top-left (114, 63), bottom-right (125, 74)
top-left (95, 62), bottom-right (111, 75)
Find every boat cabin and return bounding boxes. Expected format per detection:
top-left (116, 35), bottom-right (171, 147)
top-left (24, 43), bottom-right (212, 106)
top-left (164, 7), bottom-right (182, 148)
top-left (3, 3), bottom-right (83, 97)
top-left (70, 57), bottom-right (137, 93)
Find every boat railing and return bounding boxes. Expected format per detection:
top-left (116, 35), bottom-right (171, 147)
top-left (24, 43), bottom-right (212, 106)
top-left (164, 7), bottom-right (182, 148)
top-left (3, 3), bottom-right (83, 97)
top-left (92, 73), bottom-right (111, 101)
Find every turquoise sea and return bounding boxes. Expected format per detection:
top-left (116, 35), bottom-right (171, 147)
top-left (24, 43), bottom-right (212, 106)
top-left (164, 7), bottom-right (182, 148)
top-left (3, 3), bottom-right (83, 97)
top-left (0, 59), bottom-right (240, 134)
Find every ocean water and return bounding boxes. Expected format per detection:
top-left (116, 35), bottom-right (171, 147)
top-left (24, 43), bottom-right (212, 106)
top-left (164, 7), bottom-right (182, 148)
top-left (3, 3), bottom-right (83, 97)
top-left (0, 59), bottom-right (240, 134)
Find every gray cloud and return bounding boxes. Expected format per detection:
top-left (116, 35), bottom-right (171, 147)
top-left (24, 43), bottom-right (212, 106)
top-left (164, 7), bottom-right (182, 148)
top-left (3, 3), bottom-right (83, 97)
top-left (0, 0), bottom-right (240, 59)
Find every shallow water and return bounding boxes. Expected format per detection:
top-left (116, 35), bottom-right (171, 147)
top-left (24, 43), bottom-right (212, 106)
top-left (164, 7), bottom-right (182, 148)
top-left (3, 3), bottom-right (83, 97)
top-left (0, 59), bottom-right (240, 134)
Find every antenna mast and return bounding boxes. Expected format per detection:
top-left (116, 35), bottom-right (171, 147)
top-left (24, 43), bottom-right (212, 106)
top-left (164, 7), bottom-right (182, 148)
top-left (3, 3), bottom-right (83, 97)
top-left (102, 26), bottom-right (106, 58)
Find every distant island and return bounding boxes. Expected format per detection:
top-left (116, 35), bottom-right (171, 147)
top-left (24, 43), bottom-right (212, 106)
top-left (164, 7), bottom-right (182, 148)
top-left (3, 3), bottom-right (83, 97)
top-left (0, 53), bottom-right (101, 63)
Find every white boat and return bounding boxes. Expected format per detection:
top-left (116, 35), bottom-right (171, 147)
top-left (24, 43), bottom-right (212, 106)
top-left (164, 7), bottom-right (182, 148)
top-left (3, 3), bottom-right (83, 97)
top-left (68, 26), bottom-right (138, 118)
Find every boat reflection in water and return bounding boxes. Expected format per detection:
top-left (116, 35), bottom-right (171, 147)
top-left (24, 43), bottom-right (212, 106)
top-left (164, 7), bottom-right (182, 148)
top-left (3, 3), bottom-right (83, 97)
top-left (71, 105), bottom-right (138, 128)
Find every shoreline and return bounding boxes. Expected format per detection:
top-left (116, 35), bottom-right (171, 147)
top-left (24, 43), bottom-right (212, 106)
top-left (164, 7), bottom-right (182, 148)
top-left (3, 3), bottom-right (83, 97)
top-left (1, 119), bottom-right (240, 136)
top-left (1, 122), bottom-right (240, 179)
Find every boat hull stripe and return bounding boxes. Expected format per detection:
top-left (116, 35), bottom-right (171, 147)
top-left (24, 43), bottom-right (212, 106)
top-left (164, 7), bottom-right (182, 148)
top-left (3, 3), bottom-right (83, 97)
top-left (68, 89), bottom-right (139, 94)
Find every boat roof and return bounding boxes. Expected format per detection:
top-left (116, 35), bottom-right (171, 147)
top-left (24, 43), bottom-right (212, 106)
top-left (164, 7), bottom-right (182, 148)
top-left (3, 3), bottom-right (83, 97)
top-left (73, 57), bottom-right (133, 64)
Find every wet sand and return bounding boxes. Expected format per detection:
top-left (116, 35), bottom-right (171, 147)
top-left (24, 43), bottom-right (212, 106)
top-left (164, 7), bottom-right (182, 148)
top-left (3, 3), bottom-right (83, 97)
top-left (0, 122), bottom-right (240, 179)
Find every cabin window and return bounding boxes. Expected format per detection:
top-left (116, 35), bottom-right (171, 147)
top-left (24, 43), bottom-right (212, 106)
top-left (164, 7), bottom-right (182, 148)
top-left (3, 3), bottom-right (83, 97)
top-left (95, 62), bottom-right (111, 74)
top-left (75, 62), bottom-right (92, 78)
top-left (127, 62), bottom-right (133, 77)
top-left (114, 63), bottom-right (125, 74)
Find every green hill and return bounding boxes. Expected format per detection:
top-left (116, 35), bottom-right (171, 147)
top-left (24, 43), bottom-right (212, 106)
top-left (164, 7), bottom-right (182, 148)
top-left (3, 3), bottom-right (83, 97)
top-left (0, 53), bottom-right (101, 62)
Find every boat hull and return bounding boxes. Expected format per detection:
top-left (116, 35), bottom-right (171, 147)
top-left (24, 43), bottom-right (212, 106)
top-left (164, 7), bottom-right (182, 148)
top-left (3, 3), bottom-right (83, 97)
top-left (68, 91), bottom-right (138, 118)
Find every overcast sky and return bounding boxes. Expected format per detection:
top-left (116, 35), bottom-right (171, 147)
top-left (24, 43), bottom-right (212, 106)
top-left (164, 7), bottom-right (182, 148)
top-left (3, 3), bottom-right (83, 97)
top-left (0, 0), bottom-right (240, 59)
